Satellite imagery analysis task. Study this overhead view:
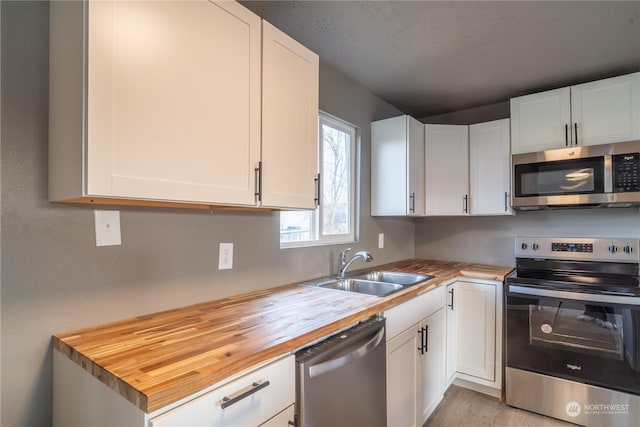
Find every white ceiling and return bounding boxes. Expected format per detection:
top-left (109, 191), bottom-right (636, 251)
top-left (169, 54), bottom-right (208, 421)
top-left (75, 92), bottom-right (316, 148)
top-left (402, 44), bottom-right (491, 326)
top-left (240, 1), bottom-right (640, 118)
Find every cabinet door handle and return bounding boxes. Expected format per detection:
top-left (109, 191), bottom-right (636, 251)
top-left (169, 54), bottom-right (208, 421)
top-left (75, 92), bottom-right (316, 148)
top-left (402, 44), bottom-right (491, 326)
top-left (424, 325), bottom-right (429, 353)
top-left (417, 327), bottom-right (425, 355)
top-left (221, 379), bottom-right (270, 409)
top-left (314, 173), bottom-right (321, 206)
top-left (409, 192), bottom-right (415, 213)
top-left (463, 194), bottom-right (468, 214)
top-left (504, 191), bottom-right (508, 212)
top-left (565, 124), bottom-right (569, 146)
top-left (448, 288), bottom-right (454, 310)
top-left (254, 162), bottom-right (263, 202)
top-left (574, 123), bottom-right (578, 146)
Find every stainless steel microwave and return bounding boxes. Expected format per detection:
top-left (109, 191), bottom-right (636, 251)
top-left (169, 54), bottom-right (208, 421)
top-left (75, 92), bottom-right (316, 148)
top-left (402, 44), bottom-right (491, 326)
top-left (512, 141), bottom-right (640, 210)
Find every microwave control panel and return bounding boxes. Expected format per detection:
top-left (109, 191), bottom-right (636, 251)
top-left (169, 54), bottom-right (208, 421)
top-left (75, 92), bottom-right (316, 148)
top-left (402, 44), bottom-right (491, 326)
top-left (612, 152), bottom-right (639, 192)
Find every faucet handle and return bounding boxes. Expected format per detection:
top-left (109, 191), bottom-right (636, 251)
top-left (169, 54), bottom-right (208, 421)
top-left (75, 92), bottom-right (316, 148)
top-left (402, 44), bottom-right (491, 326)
top-left (339, 248), bottom-right (352, 264)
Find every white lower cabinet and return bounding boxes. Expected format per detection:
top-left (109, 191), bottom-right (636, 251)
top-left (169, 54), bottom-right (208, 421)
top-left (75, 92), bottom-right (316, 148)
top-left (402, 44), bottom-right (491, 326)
top-left (387, 324), bottom-right (421, 427)
top-left (150, 355), bottom-right (295, 427)
top-left (260, 404), bottom-right (294, 427)
top-left (445, 279), bottom-right (503, 397)
top-left (53, 351), bottom-right (294, 427)
top-left (419, 308), bottom-right (446, 423)
top-left (385, 286), bottom-right (446, 427)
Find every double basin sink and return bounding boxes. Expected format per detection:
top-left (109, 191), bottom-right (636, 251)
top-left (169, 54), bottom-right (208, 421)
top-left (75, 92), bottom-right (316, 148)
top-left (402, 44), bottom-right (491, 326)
top-left (300, 271), bottom-right (434, 297)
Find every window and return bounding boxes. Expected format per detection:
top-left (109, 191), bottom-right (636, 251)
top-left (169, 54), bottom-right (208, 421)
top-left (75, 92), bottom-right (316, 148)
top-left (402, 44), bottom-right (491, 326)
top-left (280, 112), bottom-right (357, 247)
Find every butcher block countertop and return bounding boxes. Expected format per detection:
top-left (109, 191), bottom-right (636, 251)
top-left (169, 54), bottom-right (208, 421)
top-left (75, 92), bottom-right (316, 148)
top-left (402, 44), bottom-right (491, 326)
top-left (53, 259), bottom-right (512, 413)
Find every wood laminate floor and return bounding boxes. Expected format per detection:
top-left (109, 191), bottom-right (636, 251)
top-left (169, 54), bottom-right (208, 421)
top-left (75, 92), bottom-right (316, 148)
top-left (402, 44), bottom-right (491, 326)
top-left (425, 385), bottom-right (576, 427)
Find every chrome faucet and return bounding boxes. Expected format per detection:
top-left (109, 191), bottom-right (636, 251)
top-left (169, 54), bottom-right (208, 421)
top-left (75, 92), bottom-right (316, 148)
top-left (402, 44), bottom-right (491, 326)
top-left (338, 248), bottom-right (373, 278)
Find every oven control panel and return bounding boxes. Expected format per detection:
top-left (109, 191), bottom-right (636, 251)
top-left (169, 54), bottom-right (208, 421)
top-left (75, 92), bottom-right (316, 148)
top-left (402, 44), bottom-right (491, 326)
top-left (515, 237), bottom-right (640, 262)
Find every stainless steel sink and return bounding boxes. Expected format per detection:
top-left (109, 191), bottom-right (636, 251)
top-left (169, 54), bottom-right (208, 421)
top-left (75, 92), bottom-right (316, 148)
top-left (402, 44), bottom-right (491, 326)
top-left (318, 278), bottom-right (403, 297)
top-left (299, 271), bottom-right (433, 297)
top-left (353, 271), bottom-right (433, 286)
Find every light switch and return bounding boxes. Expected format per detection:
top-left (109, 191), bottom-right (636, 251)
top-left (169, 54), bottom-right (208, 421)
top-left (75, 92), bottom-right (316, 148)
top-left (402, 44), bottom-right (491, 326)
top-left (94, 210), bottom-right (121, 246)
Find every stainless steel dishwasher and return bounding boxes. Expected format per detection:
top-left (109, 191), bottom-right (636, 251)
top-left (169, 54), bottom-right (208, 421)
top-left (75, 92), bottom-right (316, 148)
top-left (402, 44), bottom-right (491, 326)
top-left (295, 316), bottom-right (386, 427)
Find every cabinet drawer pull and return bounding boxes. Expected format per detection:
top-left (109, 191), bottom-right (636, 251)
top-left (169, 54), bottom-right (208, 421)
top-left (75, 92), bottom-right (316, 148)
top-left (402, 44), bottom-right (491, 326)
top-left (314, 173), bottom-right (321, 206)
top-left (254, 162), bottom-right (263, 202)
top-left (424, 324), bottom-right (429, 353)
top-left (220, 379), bottom-right (270, 409)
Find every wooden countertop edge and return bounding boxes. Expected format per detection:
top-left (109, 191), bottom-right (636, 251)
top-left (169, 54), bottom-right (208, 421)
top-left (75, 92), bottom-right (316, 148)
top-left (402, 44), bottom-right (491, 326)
top-left (52, 336), bottom-right (149, 410)
top-left (53, 259), bottom-right (513, 413)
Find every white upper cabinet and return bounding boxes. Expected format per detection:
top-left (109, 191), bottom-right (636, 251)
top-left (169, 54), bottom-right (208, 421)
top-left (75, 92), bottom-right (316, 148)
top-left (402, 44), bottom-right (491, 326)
top-left (371, 115), bottom-right (425, 216)
top-left (261, 21), bottom-right (319, 209)
top-left (425, 125), bottom-right (469, 216)
top-left (469, 119), bottom-right (513, 216)
top-left (511, 72), bottom-right (640, 154)
top-left (510, 87), bottom-right (571, 154)
top-left (49, 0), bottom-right (319, 210)
top-left (571, 72), bottom-right (640, 147)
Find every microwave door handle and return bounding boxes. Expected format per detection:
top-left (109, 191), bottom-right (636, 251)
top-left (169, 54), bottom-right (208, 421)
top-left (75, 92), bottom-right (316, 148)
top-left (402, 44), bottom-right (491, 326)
top-left (604, 155), bottom-right (612, 193)
top-left (508, 284), bottom-right (640, 306)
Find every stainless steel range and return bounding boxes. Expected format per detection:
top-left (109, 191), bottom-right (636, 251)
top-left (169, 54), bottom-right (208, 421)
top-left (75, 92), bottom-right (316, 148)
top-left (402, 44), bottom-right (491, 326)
top-left (505, 237), bottom-right (640, 426)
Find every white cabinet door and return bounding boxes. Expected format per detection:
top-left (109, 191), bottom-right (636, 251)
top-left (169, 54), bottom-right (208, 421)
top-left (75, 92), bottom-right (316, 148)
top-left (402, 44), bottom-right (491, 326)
top-left (419, 308), bottom-right (445, 424)
top-left (371, 115), bottom-right (425, 216)
top-left (260, 404), bottom-right (294, 427)
top-left (261, 21), bottom-right (319, 209)
top-left (469, 119), bottom-right (513, 215)
top-left (407, 117), bottom-right (426, 216)
top-left (150, 356), bottom-right (294, 427)
top-left (571, 72), bottom-right (640, 147)
top-left (510, 87), bottom-right (571, 154)
top-left (511, 72), bottom-right (640, 155)
top-left (455, 281), bottom-right (497, 381)
top-left (445, 283), bottom-right (457, 385)
top-left (86, 0), bottom-right (262, 205)
top-left (387, 325), bottom-right (421, 427)
top-left (425, 125), bottom-right (469, 215)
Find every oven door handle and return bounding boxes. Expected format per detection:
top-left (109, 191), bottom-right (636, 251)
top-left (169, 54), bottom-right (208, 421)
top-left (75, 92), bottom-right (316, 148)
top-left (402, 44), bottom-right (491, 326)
top-left (508, 285), bottom-right (640, 306)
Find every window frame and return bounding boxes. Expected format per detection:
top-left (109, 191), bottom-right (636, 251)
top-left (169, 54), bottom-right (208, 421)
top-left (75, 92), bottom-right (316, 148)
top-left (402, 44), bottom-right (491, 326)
top-left (280, 112), bottom-right (358, 248)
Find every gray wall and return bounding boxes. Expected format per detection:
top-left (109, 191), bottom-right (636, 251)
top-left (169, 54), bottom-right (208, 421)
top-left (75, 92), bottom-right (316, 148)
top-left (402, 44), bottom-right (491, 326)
top-left (0, 2), bottom-right (413, 426)
top-left (415, 208), bottom-right (640, 267)
top-left (421, 101), bottom-right (510, 125)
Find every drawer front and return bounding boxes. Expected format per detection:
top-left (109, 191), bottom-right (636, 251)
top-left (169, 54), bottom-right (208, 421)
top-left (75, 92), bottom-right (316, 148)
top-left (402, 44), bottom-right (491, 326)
top-left (260, 404), bottom-right (294, 427)
top-left (385, 285), bottom-right (445, 339)
top-left (150, 355), bottom-right (294, 427)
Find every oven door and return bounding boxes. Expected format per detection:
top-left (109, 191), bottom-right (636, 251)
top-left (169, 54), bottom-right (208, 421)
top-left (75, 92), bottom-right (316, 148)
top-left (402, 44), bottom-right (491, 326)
top-left (506, 284), bottom-right (640, 396)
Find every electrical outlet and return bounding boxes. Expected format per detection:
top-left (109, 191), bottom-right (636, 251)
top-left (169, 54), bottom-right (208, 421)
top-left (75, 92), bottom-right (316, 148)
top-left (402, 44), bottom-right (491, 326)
top-left (378, 233), bottom-right (385, 249)
top-left (218, 243), bottom-right (233, 270)
top-left (94, 210), bottom-right (121, 246)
